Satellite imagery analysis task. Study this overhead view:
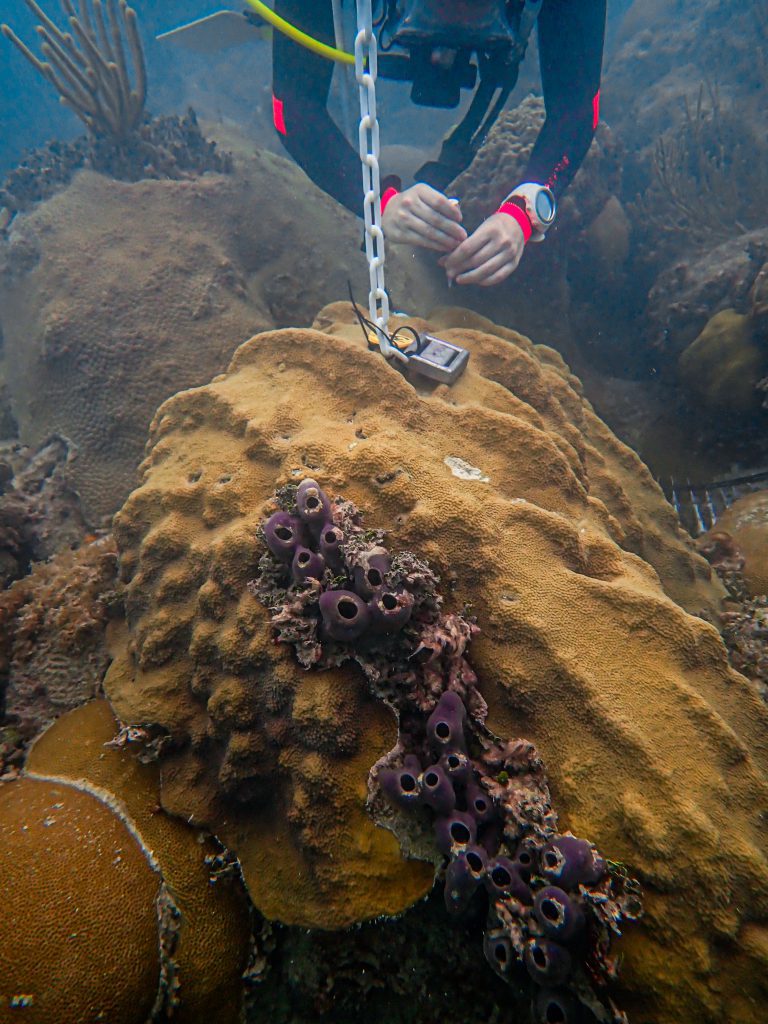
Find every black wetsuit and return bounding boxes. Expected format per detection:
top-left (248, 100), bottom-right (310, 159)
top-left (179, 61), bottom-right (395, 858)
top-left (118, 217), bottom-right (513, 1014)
top-left (272, 0), bottom-right (606, 216)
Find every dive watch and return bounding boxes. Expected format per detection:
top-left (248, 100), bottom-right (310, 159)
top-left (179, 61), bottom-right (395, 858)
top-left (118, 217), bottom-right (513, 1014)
top-left (497, 183), bottom-right (556, 242)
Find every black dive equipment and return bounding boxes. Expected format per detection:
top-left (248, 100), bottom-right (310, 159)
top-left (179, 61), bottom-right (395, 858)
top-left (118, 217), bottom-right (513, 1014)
top-left (377, 1), bottom-right (539, 106)
top-left (375, 0), bottom-right (542, 188)
top-left (391, 0), bottom-right (523, 51)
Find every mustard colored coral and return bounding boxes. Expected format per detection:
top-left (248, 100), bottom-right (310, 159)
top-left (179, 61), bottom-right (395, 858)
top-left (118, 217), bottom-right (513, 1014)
top-left (0, 775), bottom-right (161, 1024)
top-left (1, 699), bottom-right (251, 1023)
top-left (103, 304), bottom-right (768, 1022)
top-left (105, 619), bottom-right (435, 927)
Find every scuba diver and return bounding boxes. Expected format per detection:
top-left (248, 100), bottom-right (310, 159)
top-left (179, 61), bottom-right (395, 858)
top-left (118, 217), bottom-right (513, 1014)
top-left (272, 1), bottom-right (606, 287)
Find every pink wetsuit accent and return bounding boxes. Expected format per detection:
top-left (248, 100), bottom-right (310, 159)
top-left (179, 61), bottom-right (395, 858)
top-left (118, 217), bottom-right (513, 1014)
top-left (272, 94), bottom-right (287, 136)
top-left (497, 202), bottom-right (533, 243)
top-left (381, 186), bottom-right (399, 215)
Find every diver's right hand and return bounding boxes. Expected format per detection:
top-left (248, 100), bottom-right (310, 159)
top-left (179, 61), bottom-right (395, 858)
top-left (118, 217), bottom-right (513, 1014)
top-left (381, 183), bottom-right (467, 252)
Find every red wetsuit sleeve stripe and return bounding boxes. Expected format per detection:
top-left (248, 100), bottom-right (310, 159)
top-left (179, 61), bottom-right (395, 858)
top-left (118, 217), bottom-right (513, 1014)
top-left (381, 187), bottom-right (399, 214)
top-left (272, 94), bottom-right (287, 136)
top-left (497, 202), bottom-right (533, 243)
top-left (522, 0), bottom-right (606, 198)
top-left (272, 0), bottom-right (366, 214)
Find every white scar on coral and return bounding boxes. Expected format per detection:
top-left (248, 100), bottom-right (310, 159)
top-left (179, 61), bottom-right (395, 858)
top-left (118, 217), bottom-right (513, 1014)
top-left (444, 456), bottom-right (490, 483)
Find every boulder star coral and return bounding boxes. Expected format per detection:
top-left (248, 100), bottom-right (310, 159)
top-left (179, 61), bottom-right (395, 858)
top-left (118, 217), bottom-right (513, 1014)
top-left (102, 304), bottom-right (768, 1022)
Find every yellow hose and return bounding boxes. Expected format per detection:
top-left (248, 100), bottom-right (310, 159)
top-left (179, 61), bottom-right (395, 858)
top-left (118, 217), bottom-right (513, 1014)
top-left (244, 0), bottom-right (356, 64)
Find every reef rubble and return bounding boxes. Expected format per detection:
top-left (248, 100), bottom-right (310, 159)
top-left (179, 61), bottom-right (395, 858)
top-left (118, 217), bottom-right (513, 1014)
top-left (0, 436), bottom-right (87, 587)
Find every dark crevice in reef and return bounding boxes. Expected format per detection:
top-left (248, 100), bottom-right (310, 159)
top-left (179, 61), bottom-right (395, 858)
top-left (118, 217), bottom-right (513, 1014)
top-left (246, 888), bottom-right (528, 1024)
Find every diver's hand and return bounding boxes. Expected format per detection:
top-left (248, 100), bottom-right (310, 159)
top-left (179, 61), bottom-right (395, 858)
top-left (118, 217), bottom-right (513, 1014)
top-left (439, 212), bottom-right (525, 287)
top-left (382, 183), bottom-right (467, 253)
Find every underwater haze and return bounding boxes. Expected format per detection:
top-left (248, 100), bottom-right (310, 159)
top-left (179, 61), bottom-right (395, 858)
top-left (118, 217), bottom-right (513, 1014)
top-left (0, 3), bottom-right (767, 1024)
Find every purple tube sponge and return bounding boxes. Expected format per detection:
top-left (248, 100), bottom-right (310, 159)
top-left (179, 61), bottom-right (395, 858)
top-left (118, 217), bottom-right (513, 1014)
top-left (318, 589), bottom-right (370, 642)
top-left (466, 781), bottom-right (496, 824)
top-left (443, 845), bottom-right (487, 915)
top-left (511, 843), bottom-right (538, 882)
top-left (263, 511), bottom-right (305, 562)
top-left (483, 928), bottom-right (515, 978)
top-left (353, 549), bottom-right (391, 598)
top-left (484, 856), bottom-right (532, 905)
top-left (296, 478), bottom-right (331, 534)
top-left (539, 835), bottom-right (606, 889)
top-left (524, 939), bottom-right (572, 987)
top-left (426, 691), bottom-right (467, 754)
top-left (319, 523), bottom-right (345, 571)
top-left (478, 821), bottom-right (502, 858)
top-left (535, 988), bottom-right (577, 1024)
top-left (463, 844), bottom-right (488, 878)
top-left (439, 749), bottom-right (472, 785)
top-left (533, 887), bottom-right (585, 943)
top-left (434, 810), bottom-right (476, 855)
top-left (379, 755), bottom-right (422, 810)
top-left (419, 763), bottom-right (456, 815)
top-left (291, 546), bottom-right (326, 583)
top-left (368, 589), bottom-right (414, 634)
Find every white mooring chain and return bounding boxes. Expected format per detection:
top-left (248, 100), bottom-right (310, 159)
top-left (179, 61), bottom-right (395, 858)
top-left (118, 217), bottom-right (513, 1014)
top-left (354, 0), bottom-right (395, 357)
top-left (351, 2), bottom-right (469, 386)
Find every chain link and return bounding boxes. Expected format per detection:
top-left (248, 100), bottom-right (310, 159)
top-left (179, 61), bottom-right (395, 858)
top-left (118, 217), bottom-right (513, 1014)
top-left (354, 0), bottom-right (392, 355)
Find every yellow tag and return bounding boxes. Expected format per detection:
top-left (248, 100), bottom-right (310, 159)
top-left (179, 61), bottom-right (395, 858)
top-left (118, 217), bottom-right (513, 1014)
top-left (390, 329), bottom-right (416, 352)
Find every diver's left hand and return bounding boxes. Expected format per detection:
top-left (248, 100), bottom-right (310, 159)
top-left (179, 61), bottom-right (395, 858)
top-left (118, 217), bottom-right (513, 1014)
top-left (438, 212), bottom-right (525, 287)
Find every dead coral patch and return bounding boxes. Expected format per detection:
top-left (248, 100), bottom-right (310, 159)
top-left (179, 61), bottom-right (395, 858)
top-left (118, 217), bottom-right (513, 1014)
top-left (0, 535), bottom-right (118, 778)
top-left (0, 436), bottom-right (88, 587)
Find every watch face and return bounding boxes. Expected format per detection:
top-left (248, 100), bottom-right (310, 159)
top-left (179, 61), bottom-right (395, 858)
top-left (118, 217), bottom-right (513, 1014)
top-left (535, 189), bottom-right (555, 223)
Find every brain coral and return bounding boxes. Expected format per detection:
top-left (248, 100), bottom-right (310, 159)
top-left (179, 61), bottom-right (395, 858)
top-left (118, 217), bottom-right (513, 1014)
top-left (0, 774), bottom-right (159, 1024)
top-left (103, 303), bottom-right (768, 1023)
top-left (3, 698), bottom-right (251, 1023)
